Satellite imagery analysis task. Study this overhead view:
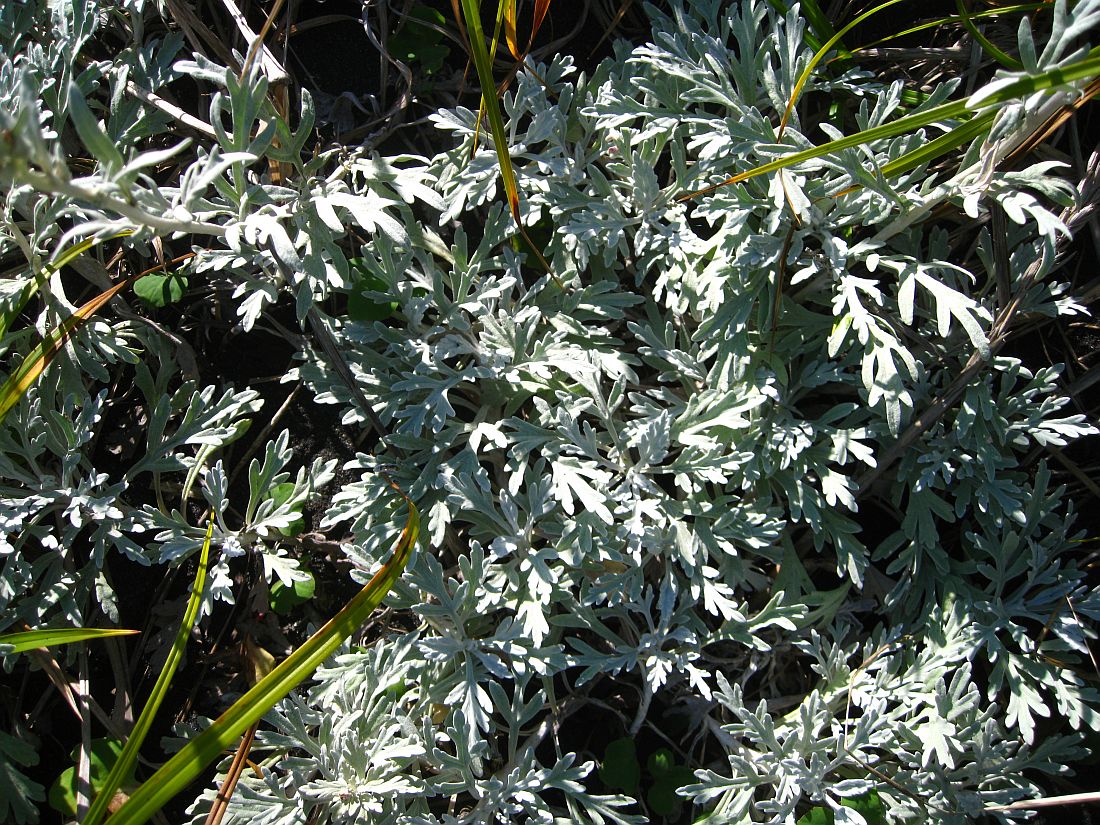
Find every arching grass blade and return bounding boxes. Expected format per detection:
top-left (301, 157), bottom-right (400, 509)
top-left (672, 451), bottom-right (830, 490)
top-left (0, 276), bottom-right (134, 425)
top-left (780, 0), bottom-right (910, 138)
top-left (458, 0), bottom-right (521, 222)
top-left (680, 52), bottom-right (1100, 201)
top-left (0, 628), bottom-right (138, 655)
top-left (0, 231), bottom-right (132, 341)
top-left (102, 489), bottom-right (419, 825)
top-left (83, 519), bottom-right (215, 825)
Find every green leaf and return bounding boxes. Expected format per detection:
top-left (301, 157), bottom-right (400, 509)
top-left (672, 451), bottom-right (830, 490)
top-left (382, 677), bottom-right (408, 700)
top-left (269, 571), bottom-right (316, 614)
top-left (0, 627), bottom-right (138, 655)
top-left (644, 750), bottom-right (694, 818)
top-left (599, 737), bottom-right (640, 794)
top-left (844, 790), bottom-right (887, 825)
top-left (48, 738), bottom-right (131, 817)
top-left (266, 481), bottom-right (306, 536)
top-left (390, 5), bottom-right (449, 74)
top-left (347, 268), bottom-right (399, 322)
top-left (796, 791), bottom-right (887, 825)
top-left (647, 748), bottom-right (674, 777)
top-left (647, 780), bottom-right (680, 818)
top-left (797, 806), bottom-right (835, 825)
top-left (133, 273), bottom-right (188, 308)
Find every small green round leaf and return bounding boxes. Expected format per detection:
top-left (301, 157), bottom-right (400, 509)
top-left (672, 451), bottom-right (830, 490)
top-left (133, 273), bottom-right (188, 308)
top-left (842, 790), bottom-right (886, 825)
top-left (49, 738), bottom-right (129, 816)
top-left (347, 264), bottom-right (399, 322)
top-left (645, 756), bottom-right (694, 819)
top-left (266, 482), bottom-right (305, 537)
top-left (646, 780), bottom-right (680, 818)
top-left (347, 290), bottom-right (398, 322)
top-left (269, 572), bottom-right (316, 614)
top-left (647, 747), bottom-right (674, 776)
top-left (382, 677), bottom-right (408, 700)
top-left (796, 806), bottom-right (835, 825)
top-left (599, 737), bottom-right (640, 794)
top-left (389, 4), bottom-right (449, 73)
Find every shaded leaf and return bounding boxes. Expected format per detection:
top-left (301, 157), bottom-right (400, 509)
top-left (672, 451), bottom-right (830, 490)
top-left (133, 273), bottom-right (188, 308)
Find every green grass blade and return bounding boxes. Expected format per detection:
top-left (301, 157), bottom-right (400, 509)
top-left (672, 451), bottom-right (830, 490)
top-left (83, 519), bottom-right (215, 825)
top-left (456, 1), bottom-right (559, 284)
top-left (878, 109), bottom-right (995, 178)
top-left (796, 0), bottom-right (846, 60)
top-left (832, 109), bottom-right (996, 198)
top-left (0, 276), bottom-right (135, 425)
top-left (780, 0), bottom-right (909, 137)
top-left (956, 0), bottom-right (1023, 69)
top-left (458, 0), bottom-right (522, 222)
top-left (849, 3), bottom-right (1045, 54)
top-left (0, 250), bottom-right (195, 427)
top-left (681, 51), bottom-right (1100, 199)
top-left (103, 491), bottom-right (419, 825)
top-left (0, 628), bottom-right (138, 655)
top-left (489, 0), bottom-right (508, 65)
top-left (0, 231), bottom-right (132, 341)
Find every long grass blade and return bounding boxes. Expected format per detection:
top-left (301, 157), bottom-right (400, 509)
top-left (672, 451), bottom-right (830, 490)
top-left (504, 0), bottom-right (520, 60)
top-left (831, 109), bottom-right (995, 198)
top-left (780, 0), bottom-right (908, 138)
top-left (763, 0), bottom-right (826, 53)
top-left (0, 251), bottom-right (195, 426)
top-left (202, 723), bottom-right (258, 825)
top-left (0, 231), bottom-right (132, 341)
top-left (456, 0), bottom-right (559, 284)
top-left (83, 519), bottom-right (215, 825)
top-left (956, 0), bottom-right (1022, 69)
top-left (0, 277), bottom-right (133, 425)
top-left (847, 3), bottom-right (1045, 54)
top-left (458, 0), bottom-right (522, 222)
top-left (797, 0), bottom-right (845, 59)
top-left (503, 0), bottom-right (552, 61)
top-left (680, 51), bottom-right (1100, 201)
top-left (102, 488), bottom-right (419, 825)
top-left (986, 791), bottom-right (1100, 812)
top-left (530, 0), bottom-right (552, 51)
top-left (879, 110), bottom-right (993, 177)
top-left (0, 628), bottom-right (138, 654)
top-left (450, 0), bottom-right (467, 45)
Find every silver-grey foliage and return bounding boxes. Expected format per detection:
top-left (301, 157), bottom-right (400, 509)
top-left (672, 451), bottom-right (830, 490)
top-left (1, 0), bottom-right (1099, 822)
